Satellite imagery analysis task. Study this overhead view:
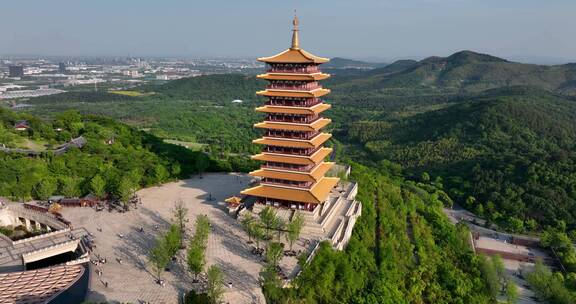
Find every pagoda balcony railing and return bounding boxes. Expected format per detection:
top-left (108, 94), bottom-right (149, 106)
top-left (262, 163), bottom-right (314, 172)
top-left (266, 83), bottom-right (321, 91)
top-left (265, 131), bottom-right (319, 140)
top-left (264, 145), bottom-right (320, 156)
top-left (267, 66), bottom-right (320, 74)
top-left (266, 98), bottom-right (322, 107)
top-left (266, 116), bottom-right (320, 124)
top-left (261, 180), bottom-right (312, 189)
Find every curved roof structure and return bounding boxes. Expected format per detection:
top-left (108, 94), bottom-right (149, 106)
top-left (0, 264), bottom-right (85, 304)
top-left (241, 177), bottom-right (339, 204)
top-left (254, 118), bottom-right (332, 132)
top-left (252, 133), bottom-right (332, 149)
top-left (257, 15), bottom-right (329, 64)
top-left (257, 48), bottom-right (329, 64)
top-left (251, 147), bottom-right (333, 166)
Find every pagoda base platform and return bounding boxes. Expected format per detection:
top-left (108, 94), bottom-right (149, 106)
top-left (240, 180), bottom-right (361, 251)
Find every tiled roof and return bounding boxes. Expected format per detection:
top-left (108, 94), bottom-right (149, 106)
top-left (0, 264), bottom-right (84, 304)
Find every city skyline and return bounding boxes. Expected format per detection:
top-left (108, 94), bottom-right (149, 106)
top-left (2, 0), bottom-right (576, 64)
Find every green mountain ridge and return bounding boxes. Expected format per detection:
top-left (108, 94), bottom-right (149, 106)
top-left (349, 87), bottom-right (576, 229)
top-left (13, 50), bottom-right (576, 302)
top-left (324, 57), bottom-right (387, 69)
top-left (334, 50), bottom-right (576, 95)
top-left (20, 51), bottom-right (576, 230)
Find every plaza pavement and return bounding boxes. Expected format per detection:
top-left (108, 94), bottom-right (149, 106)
top-left (61, 173), bottom-right (266, 304)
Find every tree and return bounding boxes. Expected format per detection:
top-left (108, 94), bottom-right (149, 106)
top-left (187, 241), bottom-right (205, 281)
top-left (34, 178), bottom-right (57, 200)
top-left (259, 207), bottom-right (278, 239)
top-left (153, 164), bottom-right (169, 184)
top-left (195, 153), bottom-right (210, 176)
top-left (421, 172), bottom-right (431, 183)
top-left (274, 217), bottom-right (285, 242)
top-left (261, 264), bottom-right (283, 303)
top-left (127, 168), bottom-right (143, 189)
top-left (252, 223), bottom-right (264, 250)
top-left (55, 109), bottom-right (82, 132)
top-left (286, 213), bottom-right (305, 251)
top-left (206, 265), bottom-right (224, 304)
top-left (116, 176), bottom-right (133, 209)
top-left (266, 242), bottom-right (284, 268)
top-left (60, 176), bottom-right (80, 198)
top-left (187, 214), bottom-right (210, 281)
top-left (149, 237), bottom-right (170, 282)
top-left (479, 255), bottom-right (499, 298)
top-left (506, 217), bottom-right (524, 233)
top-left (90, 175), bottom-right (106, 200)
top-left (165, 224), bottom-right (182, 256)
top-left (492, 255), bottom-right (506, 284)
top-left (195, 215), bottom-right (211, 242)
top-left (506, 281), bottom-right (518, 304)
top-left (172, 199), bottom-right (188, 247)
top-left (240, 213), bottom-right (255, 243)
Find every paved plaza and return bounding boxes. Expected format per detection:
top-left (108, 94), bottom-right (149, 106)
top-left (475, 236), bottom-right (548, 258)
top-left (475, 236), bottom-right (547, 304)
top-left (61, 173), bottom-right (266, 304)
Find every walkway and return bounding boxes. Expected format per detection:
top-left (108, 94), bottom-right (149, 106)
top-left (62, 173), bottom-right (265, 304)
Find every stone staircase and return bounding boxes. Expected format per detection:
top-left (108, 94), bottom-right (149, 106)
top-left (249, 181), bottom-right (362, 251)
top-left (300, 182), bottom-right (362, 250)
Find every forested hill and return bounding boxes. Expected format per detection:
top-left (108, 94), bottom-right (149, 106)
top-left (323, 57), bottom-right (387, 69)
top-left (0, 108), bottom-right (215, 202)
top-left (140, 74), bottom-right (264, 103)
top-left (332, 50), bottom-right (576, 95)
top-left (346, 87), bottom-right (576, 231)
top-left (21, 50), bottom-right (576, 232)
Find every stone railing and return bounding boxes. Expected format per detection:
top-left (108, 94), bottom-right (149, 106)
top-left (8, 205), bottom-right (69, 230)
top-left (13, 228), bottom-right (71, 245)
top-left (330, 218), bottom-right (345, 244)
top-left (66, 256), bottom-right (90, 266)
top-left (22, 239), bottom-right (79, 262)
top-left (0, 232), bottom-right (13, 246)
top-left (320, 196), bottom-right (343, 229)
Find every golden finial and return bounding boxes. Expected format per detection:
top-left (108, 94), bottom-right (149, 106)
top-left (291, 11), bottom-right (300, 50)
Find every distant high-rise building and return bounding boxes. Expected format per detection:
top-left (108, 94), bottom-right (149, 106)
top-left (8, 65), bottom-right (24, 78)
top-left (58, 62), bottom-right (67, 74)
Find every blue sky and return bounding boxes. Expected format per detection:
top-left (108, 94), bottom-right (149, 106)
top-left (2, 0), bottom-right (575, 63)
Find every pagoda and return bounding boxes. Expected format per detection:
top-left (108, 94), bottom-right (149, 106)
top-left (239, 16), bottom-right (339, 212)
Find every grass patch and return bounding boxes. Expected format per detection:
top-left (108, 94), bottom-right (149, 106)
top-left (108, 90), bottom-right (146, 97)
top-left (14, 138), bottom-right (49, 151)
top-left (163, 139), bottom-right (206, 151)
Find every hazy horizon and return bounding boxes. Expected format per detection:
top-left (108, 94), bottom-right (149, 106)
top-left (2, 0), bottom-right (576, 64)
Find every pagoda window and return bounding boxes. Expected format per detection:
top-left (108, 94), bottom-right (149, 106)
top-left (267, 63), bottom-right (320, 74)
top-left (262, 178), bottom-right (312, 189)
top-left (264, 145), bottom-right (318, 156)
top-left (266, 113), bottom-right (319, 123)
top-left (267, 81), bottom-right (320, 91)
top-left (263, 161), bottom-right (314, 172)
top-left (266, 97), bottom-right (321, 107)
top-left (265, 130), bottom-right (319, 140)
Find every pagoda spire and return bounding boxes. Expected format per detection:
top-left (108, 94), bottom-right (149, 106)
top-left (291, 13), bottom-right (300, 50)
